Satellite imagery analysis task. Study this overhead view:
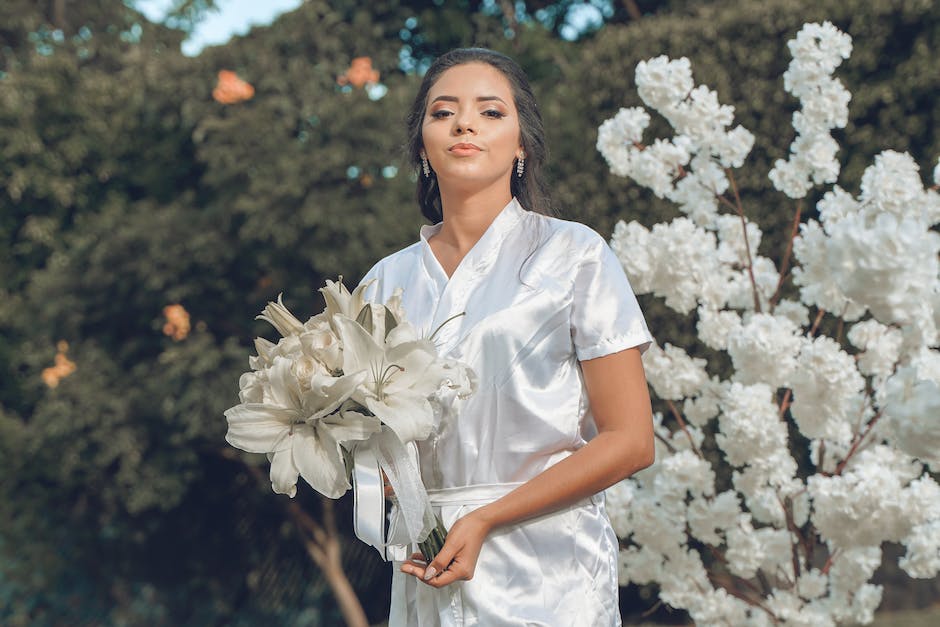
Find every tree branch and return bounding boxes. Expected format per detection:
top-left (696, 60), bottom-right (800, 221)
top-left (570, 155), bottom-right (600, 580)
top-left (665, 399), bottom-right (703, 458)
top-left (221, 449), bottom-right (369, 627)
top-left (725, 169), bottom-right (762, 313)
top-left (769, 201), bottom-right (803, 309)
top-left (621, 0), bottom-right (643, 21)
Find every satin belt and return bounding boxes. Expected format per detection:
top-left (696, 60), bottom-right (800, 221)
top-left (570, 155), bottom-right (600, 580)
top-left (385, 482), bottom-right (527, 562)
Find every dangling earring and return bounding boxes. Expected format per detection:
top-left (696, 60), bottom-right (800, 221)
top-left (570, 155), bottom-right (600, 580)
top-left (421, 154), bottom-right (431, 177)
top-left (516, 155), bottom-right (525, 178)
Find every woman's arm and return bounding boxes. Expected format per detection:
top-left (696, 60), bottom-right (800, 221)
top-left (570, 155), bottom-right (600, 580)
top-left (402, 346), bottom-right (654, 587)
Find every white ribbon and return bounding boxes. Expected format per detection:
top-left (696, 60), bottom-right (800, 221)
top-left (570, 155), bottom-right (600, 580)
top-left (352, 428), bottom-right (437, 560)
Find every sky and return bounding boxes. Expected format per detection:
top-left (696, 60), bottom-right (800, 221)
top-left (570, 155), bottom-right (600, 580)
top-left (134, 0), bottom-right (304, 56)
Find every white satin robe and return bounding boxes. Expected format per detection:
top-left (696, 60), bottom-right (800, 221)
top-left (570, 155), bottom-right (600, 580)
top-left (360, 197), bottom-right (653, 626)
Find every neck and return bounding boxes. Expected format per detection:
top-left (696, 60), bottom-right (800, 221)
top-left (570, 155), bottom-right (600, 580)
top-left (435, 179), bottom-right (513, 254)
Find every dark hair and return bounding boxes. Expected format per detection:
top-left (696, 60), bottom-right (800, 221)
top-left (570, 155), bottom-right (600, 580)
top-left (404, 48), bottom-right (554, 223)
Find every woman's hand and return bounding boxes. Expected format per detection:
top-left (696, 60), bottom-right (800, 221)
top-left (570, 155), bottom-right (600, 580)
top-left (399, 510), bottom-right (492, 587)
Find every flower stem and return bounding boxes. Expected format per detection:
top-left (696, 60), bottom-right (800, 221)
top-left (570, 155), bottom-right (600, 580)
top-left (418, 514), bottom-right (449, 560)
top-left (428, 311), bottom-right (466, 342)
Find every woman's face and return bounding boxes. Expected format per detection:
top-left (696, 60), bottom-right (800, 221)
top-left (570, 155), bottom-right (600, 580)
top-left (421, 62), bottom-right (523, 191)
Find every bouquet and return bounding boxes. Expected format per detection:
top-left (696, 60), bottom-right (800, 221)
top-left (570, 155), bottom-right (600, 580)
top-left (224, 278), bottom-right (476, 560)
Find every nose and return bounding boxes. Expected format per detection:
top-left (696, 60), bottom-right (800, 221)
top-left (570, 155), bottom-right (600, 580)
top-left (452, 108), bottom-right (475, 135)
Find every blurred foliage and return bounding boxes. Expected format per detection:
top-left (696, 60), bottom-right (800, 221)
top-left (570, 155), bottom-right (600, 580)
top-left (0, 0), bottom-right (937, 624)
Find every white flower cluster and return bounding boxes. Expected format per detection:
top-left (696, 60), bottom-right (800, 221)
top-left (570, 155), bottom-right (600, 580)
top-left (769, 21), bottom-right (852, 199)
top-left (225, 280), bottom-right (475, 499)
top-left (597, 54), bottom-right (754, 228)
top-left (600, 21), bottom-right (940, 626)
top-left (793, 150), bottom-right (940, 349)
top-left (610, 216), bottom-right (780, 315)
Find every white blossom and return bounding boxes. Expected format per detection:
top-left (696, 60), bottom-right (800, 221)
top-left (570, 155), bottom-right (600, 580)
top-left (859, 150), bottom-right (927, 219)
top-left (789, 335), bottom-right (866, 443)
top-left (596, 107), bottom-right (649, 177)
top-left (816, 185), bottom-right (861, 227)
top-left (847, 319), bottom-right (903, 380)
top-left (654, 449), bottom-right (714, 500)
top-left (712, 124), bottom-right (755, 168)
top-left (798, 569), bottom-right (829, 600)
top-left (725, 515), bottom-right (765, 578)
top-left (823, 212), bottom-right (940, 345)
top-left (773, 299), bottom-right (811, 327)
top-left (618, 545), bottom-right (663, 585)
top-left (604, 478), bottom-right (635, 538)
top-left (634, 55), bottom-right (693, 110)
top-left (682, 375), bottom-right (726, 426)
top-left (696, 306), bottom-right (742, 351)
top-left (715, 213), bottom-right (761, 266)
top-left (666, 166), bottom-right (722, 227)
top-left (641, 342), bottom-right (709, 400)
top-left (808, 446), bottom-right (923, 548)
top-left (687, 490), bottom-right (740, 545)
top-left (771, 22), bottom-right (852, 199)
top-left (792, 220), bottom-right (862, 317)
top-left (717, 383), bottom-right (789, 468)
top-left (899, 519), bottom-right (940, 578)
top-left (724, 256), bottom-right (780, 311)
top-left (596, 106), bottom-right (649, 151)
top-left (878, 363), bottom-right (940, 467)
top-left (769, 157), bottom-right (814, 199)
top-left (727, 313), bottom-right (803, 387)
top-left (610, 218), bottom-right (729, 313)
top-left (785, 21), bottom-right (852, 76)
top-left (685, 588), bottom-right (750, 626)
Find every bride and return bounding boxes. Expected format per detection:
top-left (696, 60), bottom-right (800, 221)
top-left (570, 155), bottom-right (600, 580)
top-left (360, 47), bottom-right (655, 626)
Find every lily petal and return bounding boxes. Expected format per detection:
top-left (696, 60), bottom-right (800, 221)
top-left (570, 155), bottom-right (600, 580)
top-left (323, 410), bottom-right (382, 445)
top-left (292, 425), bottom-right (350, 498)
top-left (385, 320), bottom-right (419, 347)
top-left (269, 448), bottom-right (299, 497)
top-left (256, 292), bottom-right (305, 337)
top-left (333, 313), bottom-right (384, 377)
top-left (305, 370), bottom-right (368, 420)
top-left (266, 356), bottom-right (303, 410)
top-left (365, 392), bottom-right (434, 443)
top-left (385, 340), bottom-right (440, 396)
top-left (224, 403), bottom-right (293, 453)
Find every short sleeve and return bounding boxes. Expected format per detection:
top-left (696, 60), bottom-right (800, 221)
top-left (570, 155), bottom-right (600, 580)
top-left (570, 235), bottom-right (653, 361)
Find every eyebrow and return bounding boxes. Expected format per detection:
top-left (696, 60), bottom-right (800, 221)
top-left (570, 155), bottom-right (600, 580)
top-left (430, 95), bottom-right (508, 105)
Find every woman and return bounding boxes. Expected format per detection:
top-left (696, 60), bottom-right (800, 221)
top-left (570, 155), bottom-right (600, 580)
top-left (360, 47), bottom-right (655, 626)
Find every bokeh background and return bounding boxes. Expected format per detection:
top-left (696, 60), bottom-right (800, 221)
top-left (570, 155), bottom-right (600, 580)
top-left (1, 0), bottom-right (938, 624)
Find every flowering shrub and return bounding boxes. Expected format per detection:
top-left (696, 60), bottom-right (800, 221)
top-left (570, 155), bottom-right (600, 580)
top-left (599, 21), bottom-right (940, 626)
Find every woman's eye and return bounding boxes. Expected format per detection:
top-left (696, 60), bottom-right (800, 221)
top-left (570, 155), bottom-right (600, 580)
top-left (483, 109), bottom-right (505, 118)
top-left (430, 110), bottom-right (452, 119)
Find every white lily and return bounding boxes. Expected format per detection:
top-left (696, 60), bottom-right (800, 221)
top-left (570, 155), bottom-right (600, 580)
top-left (333, 314), bottom-right (442, 444)
top-left (224, 356), bottom-right (379, 498)
top-left (320, 277), bottom-right (374, 322)
top-left (256, 292), bottom-right (305, 338)
top-left (298, 319), bottom-right (343, 373)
